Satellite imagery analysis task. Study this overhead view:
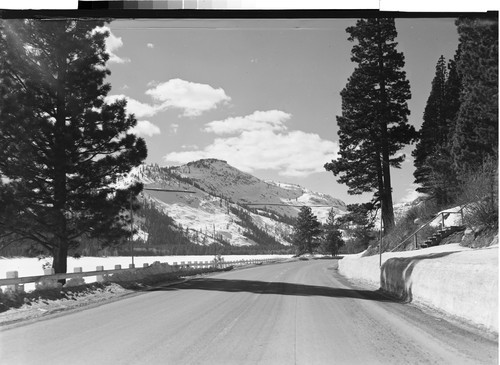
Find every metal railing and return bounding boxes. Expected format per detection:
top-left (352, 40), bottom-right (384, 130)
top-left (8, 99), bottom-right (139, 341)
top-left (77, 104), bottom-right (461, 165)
top-left (389, 207), bottom-right (465, 253)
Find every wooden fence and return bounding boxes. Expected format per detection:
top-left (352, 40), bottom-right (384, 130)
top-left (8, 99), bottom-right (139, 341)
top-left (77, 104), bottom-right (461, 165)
top-left (0, 258), bottom-right (280, 292)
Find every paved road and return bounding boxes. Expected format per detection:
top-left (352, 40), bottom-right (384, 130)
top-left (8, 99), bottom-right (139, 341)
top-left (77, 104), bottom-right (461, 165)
top-left (1, 259), bottom-right (497, 364)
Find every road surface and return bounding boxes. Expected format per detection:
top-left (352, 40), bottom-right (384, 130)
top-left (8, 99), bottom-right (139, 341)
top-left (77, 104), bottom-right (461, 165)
top-left (1, 259), bottom-right (497, 364)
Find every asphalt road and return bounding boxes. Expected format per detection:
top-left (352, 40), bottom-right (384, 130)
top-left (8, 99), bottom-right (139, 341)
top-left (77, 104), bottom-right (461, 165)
top-left (1, 259), bottom-right (497, 364)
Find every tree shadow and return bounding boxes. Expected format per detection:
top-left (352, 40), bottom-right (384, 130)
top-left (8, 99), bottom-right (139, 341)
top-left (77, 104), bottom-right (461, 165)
top-left (380, 251), bottom-right (459, 302)
top-left (148, 277), bottom-right (396, 303)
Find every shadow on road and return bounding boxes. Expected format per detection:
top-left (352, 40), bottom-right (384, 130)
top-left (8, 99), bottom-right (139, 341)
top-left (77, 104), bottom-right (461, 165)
top-left (149, 278), bottom-right (396, 302)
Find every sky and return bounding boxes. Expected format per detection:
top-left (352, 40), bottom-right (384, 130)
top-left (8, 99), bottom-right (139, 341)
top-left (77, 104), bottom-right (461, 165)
top-left (102, 17), bottom-right (460, 206)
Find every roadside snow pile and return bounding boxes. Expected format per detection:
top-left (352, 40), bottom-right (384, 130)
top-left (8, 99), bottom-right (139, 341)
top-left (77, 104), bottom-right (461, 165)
top-left (339, 244), bottom-right (498, 333)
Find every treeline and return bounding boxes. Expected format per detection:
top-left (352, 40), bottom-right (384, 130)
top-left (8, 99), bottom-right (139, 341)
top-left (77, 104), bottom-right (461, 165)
top-left (412, 17), bottom-right (498, 216)
top-left (324, 17), bottom-right (497, 255)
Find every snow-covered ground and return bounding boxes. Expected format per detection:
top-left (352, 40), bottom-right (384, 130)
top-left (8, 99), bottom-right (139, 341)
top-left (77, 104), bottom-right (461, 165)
top-left (339, 243), bottom-right (498, 333)
top-left (0, 254), bottom-right (293, 292)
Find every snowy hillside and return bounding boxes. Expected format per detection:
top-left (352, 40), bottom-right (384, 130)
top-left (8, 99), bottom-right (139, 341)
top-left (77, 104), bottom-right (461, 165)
top-left (125, 159), bottom-right (347, 250)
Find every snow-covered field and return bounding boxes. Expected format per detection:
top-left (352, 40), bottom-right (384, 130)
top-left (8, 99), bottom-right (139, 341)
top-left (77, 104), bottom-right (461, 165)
top-left (0, 254), bottom-right (293, 292)
top-left (339, 243), bottom-right (499, 333)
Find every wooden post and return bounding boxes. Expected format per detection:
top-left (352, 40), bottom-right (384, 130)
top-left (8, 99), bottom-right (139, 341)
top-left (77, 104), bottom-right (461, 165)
top-left (115, 265), bottom-right (122, 270)
top-left (96, 266), bottom-right (104, 282)
top-left (6, 271), bottom-right (18, 292)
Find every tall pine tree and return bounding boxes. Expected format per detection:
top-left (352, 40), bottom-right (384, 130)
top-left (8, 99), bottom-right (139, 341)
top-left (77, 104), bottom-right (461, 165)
top-left (452, 17), bottom-right (498, 173)
top-left (325, 18), bottom-right (416, 233)
top-left (412, 55), bottom-right (460, 206)
top-left (0, 20), bottom-right (147, 274)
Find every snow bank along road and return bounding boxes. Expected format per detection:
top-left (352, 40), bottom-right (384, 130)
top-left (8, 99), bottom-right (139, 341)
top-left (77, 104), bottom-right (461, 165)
top-left (1, 260), bottom-right (497, 364)
top-left (339, 244), bottom-right (498, 333)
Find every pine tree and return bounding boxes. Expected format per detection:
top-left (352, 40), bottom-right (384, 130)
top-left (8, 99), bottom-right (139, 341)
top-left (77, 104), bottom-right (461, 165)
top-left (321, 208), bottom-right (345, 257)
top-left (0, 20), bottom-right (147, 274)
top-left (325, 18), bottom-right (416, 233)
top-left (451, 17), bottom-right (498, 173)
top-left (412, 55), bottom-right (460, 206)
top-left (292, 206), bottom-right (321, 255)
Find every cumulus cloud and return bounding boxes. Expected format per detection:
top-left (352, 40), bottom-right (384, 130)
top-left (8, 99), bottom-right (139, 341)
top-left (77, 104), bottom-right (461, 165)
top-left (129, 120), bottom-right (160, 137)
top-left (145, 78), bottom-right (231, 117)
top-left (105, 94), bottom-right (160, 118)
top-left (164, 127), bottom-right (339, 177)
top-left (147, 43), bottom-right (154, 48)
top-left (92, 26), bottom-right (130, 64)
top-left (204, 110), bottom-right (290, 135)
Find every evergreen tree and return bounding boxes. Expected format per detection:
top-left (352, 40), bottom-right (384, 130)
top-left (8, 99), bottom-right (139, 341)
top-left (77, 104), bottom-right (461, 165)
top-left (321, 208), bottom-right (345, 257)
top-left (451, 17), bottom-right (498, 173)
top-left (292, 206), bottom-right (321, 255)
top-left (412, 55), bottom-right (460, 206)
top-left (325, 18), bottom-right (416, 233)
top-left (0, 20), bottom-right (147, 274)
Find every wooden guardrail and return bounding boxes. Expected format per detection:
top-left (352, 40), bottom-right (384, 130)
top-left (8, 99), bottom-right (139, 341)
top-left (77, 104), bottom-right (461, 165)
top-left (0, 258), bottom-right (280, 291)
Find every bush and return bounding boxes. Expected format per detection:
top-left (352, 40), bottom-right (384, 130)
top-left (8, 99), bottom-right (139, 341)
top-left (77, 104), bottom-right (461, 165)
top-left (458, 158), bottom-right (498, 230)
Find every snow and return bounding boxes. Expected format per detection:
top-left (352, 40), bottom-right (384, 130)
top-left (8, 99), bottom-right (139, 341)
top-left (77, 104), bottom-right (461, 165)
top-left (339, 243), bottom-right (498, 332)
top-left (429, 206), bottom-right (464, 228)
top-left (0, 254), bottom-right (293, 292)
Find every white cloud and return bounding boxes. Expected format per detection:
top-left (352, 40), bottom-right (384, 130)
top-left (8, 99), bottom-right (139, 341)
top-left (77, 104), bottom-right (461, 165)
top-left (399, 184), bottom-right (425, 204)
top-left (145, 78), bottom-right (231, 117)
top-left (92, 26), bottom-right (130, 64)
top-left (128, 120), bottom-right (160, 137)
top-left (204, 110), bottom-right (290, 135)
top-left (105, 94), bottom-right (160, 118)
top-left (164, 129), bottom-right (339, 177)
top-left (147, 43), bottom-right (154, 48)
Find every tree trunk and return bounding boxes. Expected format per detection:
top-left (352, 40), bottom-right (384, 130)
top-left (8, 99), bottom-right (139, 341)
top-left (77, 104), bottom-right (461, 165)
top-left (376, 21), bottom-right (395, 233)
top-left (52, 240), bottom-right (68, 274)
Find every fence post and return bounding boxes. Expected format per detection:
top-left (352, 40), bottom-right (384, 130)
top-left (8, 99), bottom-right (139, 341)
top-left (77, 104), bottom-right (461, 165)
top-left (114, 265), bottom-right (122, 270)
top-left (129, 264), bottom-right (135, 269)
top-left (6, 271), bottom-right (19, 292)
top-left (414, 234), bottom-right (418, 249)
top-left (441, 213), bottom-right (445, 229)
top-left (96, 266), bottom-right (104, 282)
top-left (143, 263), bottom-right (149, 268)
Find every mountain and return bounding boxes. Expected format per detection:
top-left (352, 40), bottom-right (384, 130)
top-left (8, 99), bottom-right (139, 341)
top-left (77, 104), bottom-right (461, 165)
top-left (125, 159), bottom-right (347, 253)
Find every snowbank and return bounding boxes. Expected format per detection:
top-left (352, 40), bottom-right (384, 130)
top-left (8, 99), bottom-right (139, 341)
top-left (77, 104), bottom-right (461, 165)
top-left (338, 244), bottom-right (498, 333)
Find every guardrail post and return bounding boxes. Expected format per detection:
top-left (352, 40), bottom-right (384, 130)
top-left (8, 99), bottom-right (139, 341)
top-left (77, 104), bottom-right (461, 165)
top-left (143, 263), bottom-right (149, 268)
top-left (414, 234), bottom-right (418, 249)
top-left (44, 268), bottom-right (55, 275)
top-left (6, 271), bottom-right (19, 292)
top-left (129, 264), bottom-right (135, 269)
top-left (114, 265), bottom-right (121, 270)
top-left (74, 267), bottom-right (83, 273)
top-left (96, 266), bottom-right (104, 282)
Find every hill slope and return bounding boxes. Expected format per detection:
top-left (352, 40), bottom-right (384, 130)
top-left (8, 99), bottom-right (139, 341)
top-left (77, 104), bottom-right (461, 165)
top-left (128, 159), bottom-right (347, 252)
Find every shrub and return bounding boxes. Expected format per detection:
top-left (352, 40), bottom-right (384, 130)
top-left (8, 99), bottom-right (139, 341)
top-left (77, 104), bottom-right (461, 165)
top-left (459, 158), bottom-right (498, 230)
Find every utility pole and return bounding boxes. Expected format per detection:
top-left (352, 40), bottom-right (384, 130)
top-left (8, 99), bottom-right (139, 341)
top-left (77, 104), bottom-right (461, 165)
top-left (379, 219), bottom-right (383, 268)
top-left (130, 193), bottom-right (134, 267)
